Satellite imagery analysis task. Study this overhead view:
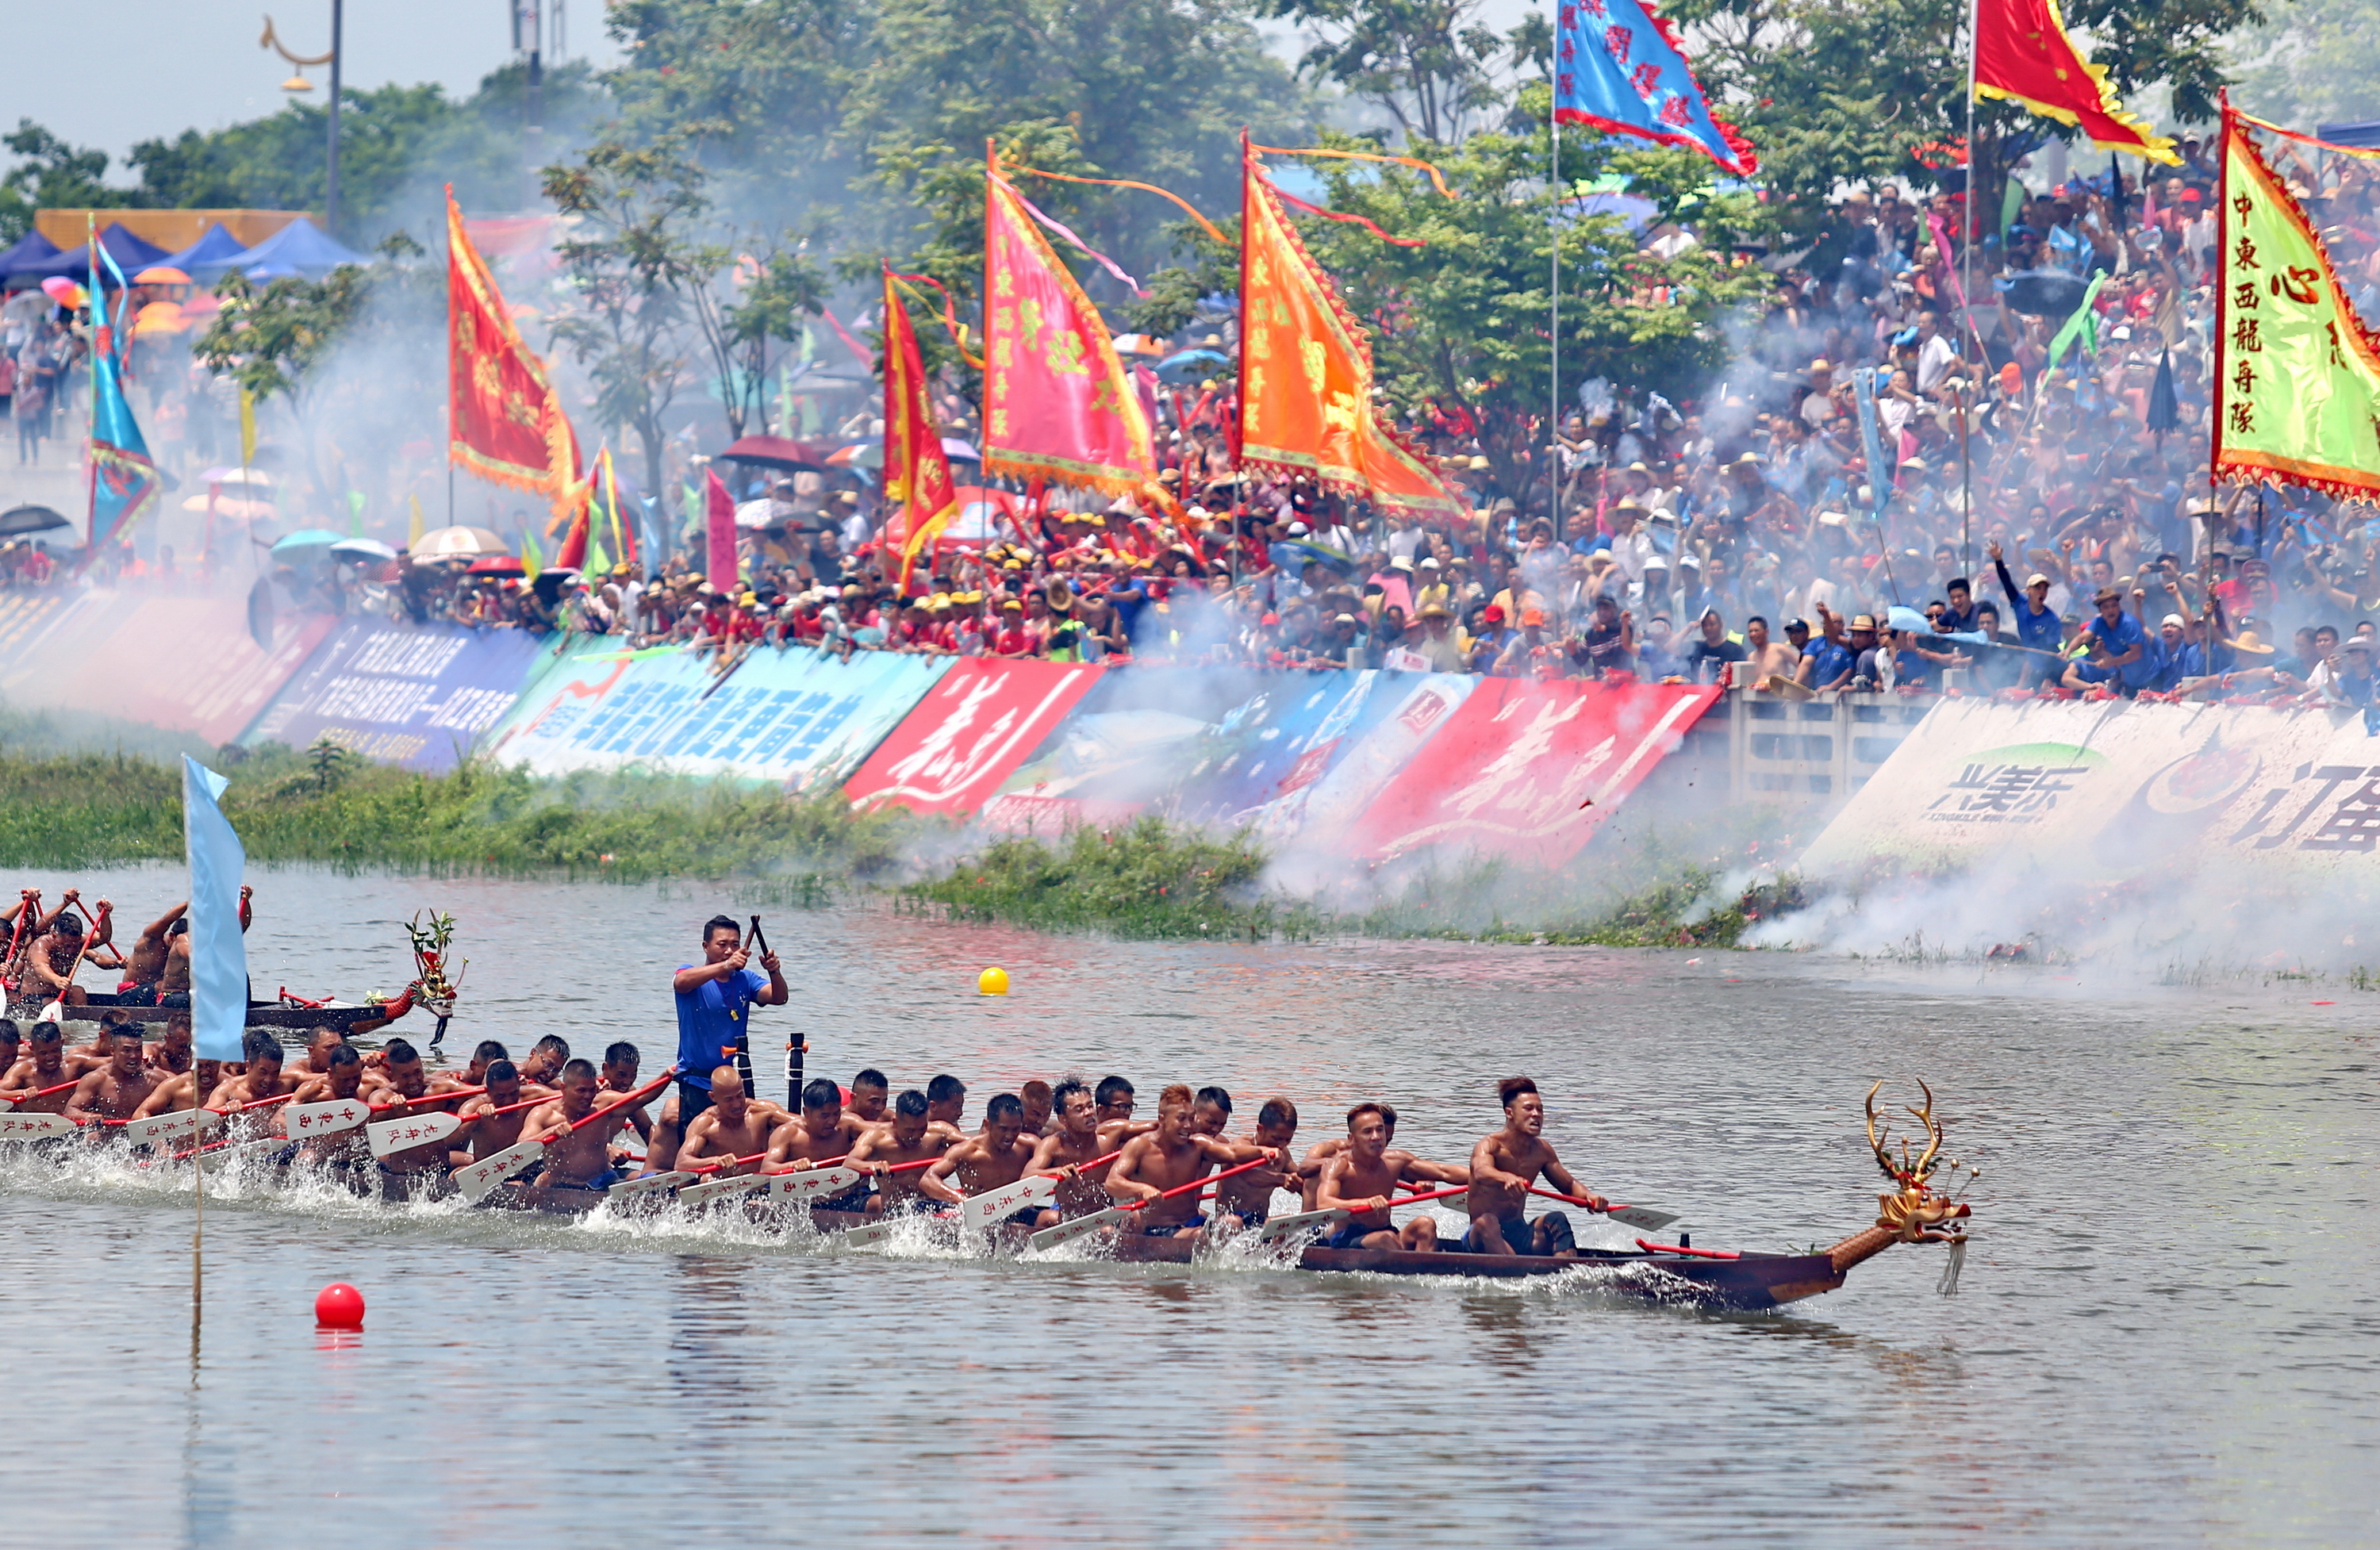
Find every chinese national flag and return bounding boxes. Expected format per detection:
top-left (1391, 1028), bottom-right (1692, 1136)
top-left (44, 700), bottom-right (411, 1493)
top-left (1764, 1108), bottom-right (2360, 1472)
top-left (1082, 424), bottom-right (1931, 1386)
top-left (881, 267), bottom-right (962, 589)
top-left (447, 186), bottom-right (585, 514)
top-left (1973, 0), bottom-right (2177, 163)
top-left (1237, 155), bottom-right (1464, 520)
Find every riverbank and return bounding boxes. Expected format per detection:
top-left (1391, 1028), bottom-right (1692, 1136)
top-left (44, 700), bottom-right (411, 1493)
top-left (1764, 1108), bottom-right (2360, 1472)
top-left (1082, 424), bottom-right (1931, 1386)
top-left (6, 743), bottom-right (1787, 946)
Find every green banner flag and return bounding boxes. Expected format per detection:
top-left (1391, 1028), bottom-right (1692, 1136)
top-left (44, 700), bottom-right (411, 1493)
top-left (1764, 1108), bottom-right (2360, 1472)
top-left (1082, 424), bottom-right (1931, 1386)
top-left (2213, 110), bottom-right (2380, 500)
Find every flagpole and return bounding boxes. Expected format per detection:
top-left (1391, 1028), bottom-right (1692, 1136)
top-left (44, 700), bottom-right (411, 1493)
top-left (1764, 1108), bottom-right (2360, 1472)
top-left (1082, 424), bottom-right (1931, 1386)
top-left (1962, 0), bottom-right (1979, 580)
top-left (1549, 36), bottom-right (1562, 543)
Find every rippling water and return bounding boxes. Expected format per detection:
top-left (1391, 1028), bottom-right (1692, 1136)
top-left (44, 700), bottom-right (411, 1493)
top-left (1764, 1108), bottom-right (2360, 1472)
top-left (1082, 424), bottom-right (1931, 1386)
top-left (2, 863), bottom-right (2373, 1546)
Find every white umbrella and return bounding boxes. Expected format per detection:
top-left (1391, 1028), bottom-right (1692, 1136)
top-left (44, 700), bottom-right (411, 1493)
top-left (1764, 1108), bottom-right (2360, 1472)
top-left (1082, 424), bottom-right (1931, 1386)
top-left (413, 525), bottom-right (509, 559)
top-left (180, 493), bottom-right (276, 520)
top-left (199, 466), bottom-right (276, 487)
top-left (331, 537), bottom-right (399, 562)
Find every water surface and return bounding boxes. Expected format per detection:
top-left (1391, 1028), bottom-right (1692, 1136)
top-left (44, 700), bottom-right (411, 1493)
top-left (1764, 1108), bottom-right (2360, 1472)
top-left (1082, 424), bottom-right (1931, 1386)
top-left (2, 864), bottom-right (2372, 1546)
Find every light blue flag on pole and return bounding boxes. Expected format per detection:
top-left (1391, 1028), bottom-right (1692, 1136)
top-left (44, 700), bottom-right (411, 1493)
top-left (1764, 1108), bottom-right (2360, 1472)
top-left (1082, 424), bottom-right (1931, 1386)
top-left (182, 757), bottom-right (248, 1063)
top-left (1851, 366), bottom-right (1890, 518)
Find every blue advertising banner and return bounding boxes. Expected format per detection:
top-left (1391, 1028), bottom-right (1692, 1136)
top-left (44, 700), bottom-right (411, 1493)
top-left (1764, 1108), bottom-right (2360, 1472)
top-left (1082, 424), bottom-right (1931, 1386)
top-left (480, 639), bottom-right (950, 788)
top-left (243, 620), bottom-right (551, 770)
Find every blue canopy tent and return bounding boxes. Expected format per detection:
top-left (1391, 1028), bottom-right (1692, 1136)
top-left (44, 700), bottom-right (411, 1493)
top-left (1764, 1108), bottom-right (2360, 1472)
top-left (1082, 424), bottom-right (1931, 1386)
top-left (0, 230), bottom-right (63, 289)
top-left (10, 224), bottom-right (173, 287)
top-left (223, 218), bottom-right (370, 279)
top-left (166, 222), bottom-right (251, 280)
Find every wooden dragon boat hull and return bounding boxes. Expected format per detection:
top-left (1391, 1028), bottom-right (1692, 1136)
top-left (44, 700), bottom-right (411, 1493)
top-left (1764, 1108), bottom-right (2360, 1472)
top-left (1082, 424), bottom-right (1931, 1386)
top-left (14, 992), bottom-right (410, 1038)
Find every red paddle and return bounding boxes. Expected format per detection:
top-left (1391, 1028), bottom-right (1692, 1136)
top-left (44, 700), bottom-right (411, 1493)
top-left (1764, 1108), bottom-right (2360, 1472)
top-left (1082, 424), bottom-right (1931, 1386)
top-left (1028, 1154), bottom-right (1275, 1250)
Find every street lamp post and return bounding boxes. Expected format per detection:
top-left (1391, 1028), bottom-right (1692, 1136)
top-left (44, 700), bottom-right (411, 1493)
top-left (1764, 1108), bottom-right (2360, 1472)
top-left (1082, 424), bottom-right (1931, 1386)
top-left (260, 10), bottom-right (343, 235)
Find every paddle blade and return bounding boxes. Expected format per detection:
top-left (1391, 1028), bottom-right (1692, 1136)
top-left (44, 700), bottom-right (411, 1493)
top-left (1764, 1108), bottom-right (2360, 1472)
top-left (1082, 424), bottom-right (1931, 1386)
top-left (198, 1136), bottom-right (286, 1171)
top-left (452, 1138), bottom-right (546, 1201)
top-left (36, 1000), bottom-right (62, 1025)
top-left (608, 1170), bottom-right (693, 1199)
top-left (1252, 1206), bottom-right (1347, 1245)
top-left (1027, 1205), bottom-right (1128, 1252)
top-left (121, 1109), bottom-right (223, 1148)
top-left (677, 1171), bottom-right (768, 1205)
top-left (764, 1165), bottom-right (860, 1202)
top-left (283, 1097), bottom-right (372, 1139)
top-left (366, 1109), bottom-right (462, 1158)
top-left (0, 1111), bottom-right (76, 1141)
top-left (1606, 1205), bottom-right (1678, 1232)
top-left (958, 1172), bottom-right (1059, 1232)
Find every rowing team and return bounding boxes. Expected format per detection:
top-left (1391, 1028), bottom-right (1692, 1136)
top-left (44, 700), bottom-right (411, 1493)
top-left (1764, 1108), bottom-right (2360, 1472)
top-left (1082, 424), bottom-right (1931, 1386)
top-left (0, 1015), bottom-right (1615, 1258)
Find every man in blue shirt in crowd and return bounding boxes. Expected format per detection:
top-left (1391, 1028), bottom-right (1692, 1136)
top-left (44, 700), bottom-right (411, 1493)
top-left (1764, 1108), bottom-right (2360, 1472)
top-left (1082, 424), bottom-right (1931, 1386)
top-left (2061, 587), bottom-right (2150, 693)
top-left (673, 914), bottom-right (787, 1127)
top-left (1987, 539), bottom-right (2063, 685)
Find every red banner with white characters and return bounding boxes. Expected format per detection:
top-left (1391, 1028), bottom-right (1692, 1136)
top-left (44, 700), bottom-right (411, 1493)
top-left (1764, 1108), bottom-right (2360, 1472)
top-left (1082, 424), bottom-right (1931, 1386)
top-left (844, 658), bottom-right (1105, 815)
top-left (1352, 679), bottom-right (1718, 864)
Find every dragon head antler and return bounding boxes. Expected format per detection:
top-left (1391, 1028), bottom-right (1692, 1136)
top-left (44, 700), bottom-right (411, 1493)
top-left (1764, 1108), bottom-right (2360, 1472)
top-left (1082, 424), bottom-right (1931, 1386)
top-left (1864, 1077), bottom-right (1971, 1245)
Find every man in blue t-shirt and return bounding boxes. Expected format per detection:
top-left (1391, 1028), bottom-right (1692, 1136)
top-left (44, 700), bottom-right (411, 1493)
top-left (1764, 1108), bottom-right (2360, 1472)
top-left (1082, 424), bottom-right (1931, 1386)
top-left (672, 915), bottom-right (787, 1127)
top-left (2061, 587), bottom-right (2150, 693)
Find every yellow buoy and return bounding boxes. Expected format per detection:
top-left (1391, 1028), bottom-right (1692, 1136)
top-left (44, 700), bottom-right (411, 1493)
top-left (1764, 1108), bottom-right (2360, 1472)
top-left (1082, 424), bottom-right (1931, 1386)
top-left (977, 965), bottom-right (1010, 996)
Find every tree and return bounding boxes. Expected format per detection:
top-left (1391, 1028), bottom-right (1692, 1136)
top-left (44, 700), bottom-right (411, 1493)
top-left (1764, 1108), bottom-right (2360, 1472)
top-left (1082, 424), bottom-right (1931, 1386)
top-left (2228, 0), bottom-right (2380, 130)
top-left (0, 121), bottom-right (124, 243)
top-left (543, 139), bottom-right (720, 497)
top-left (1670, 0), bottom-right (2260, 237)
top-left (1258, 0), bottom-right (1539, 144)
top-left (190, 263), bottom-right (377, 511)
top-left (690, 237), bottom-right (831, 440)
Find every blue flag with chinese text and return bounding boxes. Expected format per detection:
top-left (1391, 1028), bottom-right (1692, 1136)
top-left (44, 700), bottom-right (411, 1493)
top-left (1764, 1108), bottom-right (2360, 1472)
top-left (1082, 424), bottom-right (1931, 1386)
top-left (1554, 0), bottom-right (1756, 176)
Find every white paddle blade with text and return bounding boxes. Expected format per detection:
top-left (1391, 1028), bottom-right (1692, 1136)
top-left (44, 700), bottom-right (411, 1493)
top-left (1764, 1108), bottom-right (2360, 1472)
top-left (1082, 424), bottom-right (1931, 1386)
top-left (452, 1138), bottom-right (546, 1201)
top-left (199, 1137), bottom-right (287, 1171)
top-left (677, 1171), bottom-right (769, 1205)
top-left (282, 1097), bottom-right (371, 1139)
top-left (0, 1111), bottom-right (76, 1141)
top-left (121, 1109), bottom-right (223, 1148)
top-left (1253, 1207), bottom-right (1348, 1244)
top-left (1605, 1205), bottom-right (1678, 1232)
top-left (1027, 1205), bottom-right (1129, 1252)
top-left (608, 1170), bottom-right (693, 1199)
top-left (367, 1109), bottom-right (462, 1158)
top-left (764, 1165), bottom-right (861, 1202)
top-left (958, 1172), bottom-right (1059, 1232)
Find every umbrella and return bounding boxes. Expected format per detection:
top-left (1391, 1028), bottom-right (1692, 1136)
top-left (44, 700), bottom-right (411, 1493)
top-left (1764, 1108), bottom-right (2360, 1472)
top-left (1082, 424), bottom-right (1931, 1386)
top-left (0, 504), bottom-right (70, 539)
top-left (133, 266), bottom-right (191, 286)
top-left (826, 442), bottom-right (881, 470)
top-left (270, 529), bottom-right (345, 560)
top-left (199, 466), bottom-right (275, 487)
top-left (719, 433), bottom-right (829, 472)
top-left (532, 567), bottom-right (582, 604)
top-left (413, 524), bottom-right (509, 559)
top-left (330, 537), bottom-right (399, 563)
top-left (466, 554), bottom-right (527, 577)
top-left (942, 437), bottom-right (981, 462)
top-left (1111, 333), bottom-right (1168, 357)
top-left (132, 301), bottom-right (187, 336)
top-left (1998, 270), bottom-right (2090, 319)
top-left (179, 494), bottom-right (276, 520)
top-left (1154, 348), bottom-right (1230, 384)
top-left (734, 498), bottom-right (789, 531)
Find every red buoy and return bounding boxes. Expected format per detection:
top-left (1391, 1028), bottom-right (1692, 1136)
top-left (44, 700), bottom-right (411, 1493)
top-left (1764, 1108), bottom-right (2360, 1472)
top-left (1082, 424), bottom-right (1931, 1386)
top-left (314, 1283), bottom-right (366, 1328)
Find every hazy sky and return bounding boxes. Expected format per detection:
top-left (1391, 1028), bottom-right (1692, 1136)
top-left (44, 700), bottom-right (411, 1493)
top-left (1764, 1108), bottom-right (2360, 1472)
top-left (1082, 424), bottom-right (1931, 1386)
top-left (0, 0), bottom-right (620, 175)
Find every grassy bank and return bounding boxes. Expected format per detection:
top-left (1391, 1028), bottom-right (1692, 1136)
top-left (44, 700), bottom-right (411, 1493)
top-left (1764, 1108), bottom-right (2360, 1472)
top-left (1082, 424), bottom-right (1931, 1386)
top-left (2, 740), bottom-right (1796, 947)
top-left (0, 744), bottom-right (923, 881)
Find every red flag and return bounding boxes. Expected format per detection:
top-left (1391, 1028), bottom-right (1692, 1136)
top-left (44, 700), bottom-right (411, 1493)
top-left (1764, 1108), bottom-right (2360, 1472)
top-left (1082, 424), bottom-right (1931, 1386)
top-left (446, 186), bottom-right (586, 513)
top-left (881, 267), bottom-right (962, 590)
top-left (1974, 0), bottom-right (2177, 163)
top-left (704, 469), bottom-right (739, 588)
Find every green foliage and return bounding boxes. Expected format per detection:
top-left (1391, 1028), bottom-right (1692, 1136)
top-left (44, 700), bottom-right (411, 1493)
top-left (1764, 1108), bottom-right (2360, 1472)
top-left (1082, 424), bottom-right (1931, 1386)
top-left (544, 138), bottom-right (720, 497)
top-left (1258, 0), bottom-right (1538, 144)
top-left (904, 816), bottom-right (1319, 938)
top-left (1671, 0), bottom-right (2259, 232)
top-left (2228, 0), bottom-right (2380, 129)
top-left (0, 120), bottom-right (124, 243)
top-left (0, 747), bottom-right (922, 881)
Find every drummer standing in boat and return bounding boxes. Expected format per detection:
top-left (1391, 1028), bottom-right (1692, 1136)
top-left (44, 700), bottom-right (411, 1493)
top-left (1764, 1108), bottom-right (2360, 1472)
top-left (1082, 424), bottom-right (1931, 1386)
top-left (670, 915), bottom-right (786, 1131)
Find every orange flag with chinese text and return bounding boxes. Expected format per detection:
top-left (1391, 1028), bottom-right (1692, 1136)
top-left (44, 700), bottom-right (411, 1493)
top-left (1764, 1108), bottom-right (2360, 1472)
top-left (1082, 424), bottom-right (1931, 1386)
top-left (881, 267), bottom-right (962, 589)
top-left (981, 155), bottom-right (1157, 496)
top-left (446, 186), bottom-right (585, 516)
top-left (1237, 156), bottom-right (1464, 520)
